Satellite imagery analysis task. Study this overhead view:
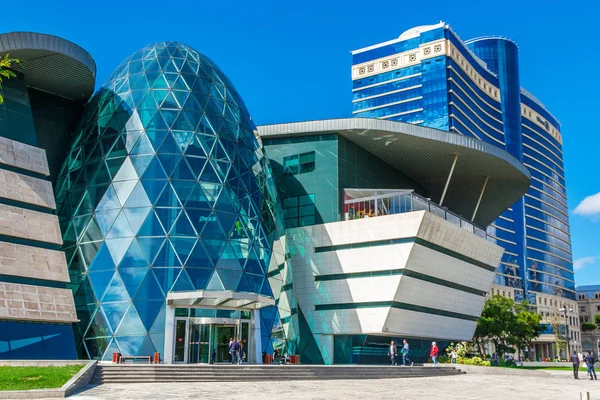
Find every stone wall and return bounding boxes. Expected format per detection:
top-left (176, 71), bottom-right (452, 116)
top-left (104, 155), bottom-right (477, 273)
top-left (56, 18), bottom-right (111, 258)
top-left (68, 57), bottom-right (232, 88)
top-left (0, 136), bottom-right (49, 175)
top-left (0, 241), bottom-right (69, 282)
top-left (0, 169), bottom-right (56, 209)
top-left (0, 204), bottom-right (62, 244)
top-left (0, 282), bottom-right (77, 323)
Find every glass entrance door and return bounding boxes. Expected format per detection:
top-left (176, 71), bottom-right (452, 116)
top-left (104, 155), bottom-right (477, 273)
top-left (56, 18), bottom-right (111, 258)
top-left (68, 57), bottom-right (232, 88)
top-left (212, 325), bottom-right (235, 363)
top-left (188, 323), bottom-right (210, 363)
top-left (174, 319), bottom-right (188, 363)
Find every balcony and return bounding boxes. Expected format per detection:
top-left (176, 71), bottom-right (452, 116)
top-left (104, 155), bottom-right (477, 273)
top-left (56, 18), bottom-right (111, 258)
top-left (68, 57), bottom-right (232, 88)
top-left (343, 189), bottom-right (487, 239)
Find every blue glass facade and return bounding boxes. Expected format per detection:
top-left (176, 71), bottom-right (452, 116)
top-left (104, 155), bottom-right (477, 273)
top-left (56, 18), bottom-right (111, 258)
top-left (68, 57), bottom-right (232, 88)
top-left (55, 42), bottom-right (282, 360)
top-left (351, 24), bottom-right (574, 301)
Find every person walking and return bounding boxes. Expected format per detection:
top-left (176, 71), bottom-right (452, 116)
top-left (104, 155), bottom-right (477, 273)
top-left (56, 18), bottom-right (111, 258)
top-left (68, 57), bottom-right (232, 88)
top-left (229, 337), bottom-right (240, 365)
top-left (585, 352), bottom-right (597, 380)
top-left (491, 352), bottom-right (499, 367)
top-left (388, 340), bottom-right (398, 366)
top-left (430, 342), bottom-right (439, 366)
top-left (451, 349), bottom-right (458, 364)
top-left (570, 351), bottom-right (580, 379)
top-left (401, 339), bottom-right (414, 366)
top-left (238, 343), bottom-right (244, 365)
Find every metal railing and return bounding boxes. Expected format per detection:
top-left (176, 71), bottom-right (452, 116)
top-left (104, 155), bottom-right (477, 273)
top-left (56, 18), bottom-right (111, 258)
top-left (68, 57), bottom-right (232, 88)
top-left (343, 189), bottom-right (487, 239)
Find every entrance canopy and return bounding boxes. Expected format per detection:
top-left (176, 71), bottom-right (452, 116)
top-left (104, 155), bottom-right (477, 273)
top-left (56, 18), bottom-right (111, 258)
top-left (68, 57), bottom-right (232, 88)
top-left (167, 290), bottom-right (275, 310)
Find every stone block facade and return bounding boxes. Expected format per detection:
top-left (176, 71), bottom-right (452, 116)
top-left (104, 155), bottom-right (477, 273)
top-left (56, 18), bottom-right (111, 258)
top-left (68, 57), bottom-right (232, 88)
top-left (0, 241), bottom-right (69, 282)
top-left (0, 169), bottom-right (56, 209)
top-left (0, 282), bottom-right (77, 323)
top-left (0, 204), bottom-right (62, 244)
top-left (0, 136), bottom-right (50, 175)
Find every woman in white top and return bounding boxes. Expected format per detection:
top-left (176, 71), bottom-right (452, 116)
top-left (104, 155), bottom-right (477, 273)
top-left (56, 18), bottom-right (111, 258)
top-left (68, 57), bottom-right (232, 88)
top-left (451, 349), bottom-right (458, 364)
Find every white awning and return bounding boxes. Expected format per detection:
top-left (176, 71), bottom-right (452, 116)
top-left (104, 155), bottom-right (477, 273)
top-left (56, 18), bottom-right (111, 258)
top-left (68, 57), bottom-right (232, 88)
top-left (166, 290), bottom-right (275, 310)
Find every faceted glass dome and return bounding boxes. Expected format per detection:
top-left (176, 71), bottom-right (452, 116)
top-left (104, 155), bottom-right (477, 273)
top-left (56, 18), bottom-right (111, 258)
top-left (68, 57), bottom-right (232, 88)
top-left (55, 42), bottom-right (282, 360)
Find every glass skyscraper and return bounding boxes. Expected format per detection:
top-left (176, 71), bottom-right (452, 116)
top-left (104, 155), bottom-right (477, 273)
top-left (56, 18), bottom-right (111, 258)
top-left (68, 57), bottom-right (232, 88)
top-left (351, 23), bottom-right (576, 356)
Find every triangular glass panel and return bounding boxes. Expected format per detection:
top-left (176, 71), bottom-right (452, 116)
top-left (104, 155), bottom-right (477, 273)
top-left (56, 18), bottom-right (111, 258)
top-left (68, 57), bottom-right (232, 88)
top-left (151, 89), bottom-right (169, 107)
top-left (170, 158), bottom-right (196, 180)
top-left (152, 268), bottom-right (181, 295)
top-left (130, 135), bottom-right (154, 155)
top-left (186, 268), bottom-right (213, 290)
top-left (215, 211), bottom-right (237, 234)
top-left (170, 212), bottom-right (196, 236)
top-left (202, 239), bottom-right (226, 265)
top-left (170, 180), bottom-right (196, 203)
top-left (112, 157), bottom-right (137, 182)
top-left (102, 272), bottom-right (130, 302)
top-left (88, 243), bottom-right (116, 272)
top-left (130, 155), bottom-right (154, 175)
top-left (206, 271), bottom-right (224, 291)
top-left (201, 182), bottom-right (221, 204)
top-left (141, 157), bottom-right (167, 180)
top-left (158, 132), bottom-right (181, 154)
top-left (119, 239), bottom-right (149, 268)
top-left (199, 160), bottom-right (221, 183)
top-left (88, 269), bottom-right (115, 300)
top-left (136, 335), bottom-right (157, 357)
top-left (185, 155), bottom-right (207, 179)
top-left (101, 302), bottom-right (129, 334)
top-left (105, 237), bottom-right (134, 267)
top-left (246, 273), bottom-right (264, 294)
top-left (186, 240), bottom-right (212, 268)
top-left (200, 212), bottom-right (226, 240)
top-left (152, 239), bottom-right (182, 267)
top-left (134, 270), bottom-right (165, 300)
top-left (172, 111), bottom-right (195, 131)
top-left (106, 211), bottom-right (135, 239)
top-left (96, 185), bottom-right (121, 211)
top-left (171, 130), bottom-right (193, 151)
top-left (119, 267), bottom-right (148, 297)
top-left (215, 243), bottom-right (242, 270)
top-left (134, 299), bottom-right (164, 331)
top-left (137, 212), bottom-right (166, 237)
top-left (140, 179), bottom-right (167, 204)
top-left (158, 152), bottom-right (181, 176)
top-left (160, 91), bottom-right (179, 109)
top-left (161, 110), bottom-right (179, 128)
top-left (152, 74), bottom-right (169, 89)
top-left (146, 129), bottom-right (168, 150)
top-left (196, 133), bottom-right (215, 155)
top-left (171, 269), bottom-right (194, 292)
top-left (154, 183), bottom-right (180, 207)
top-left (123, 207), bottom-right (152, 233)
top-left (115, 306), bottom-right (147, 335)
top-left (84, 306), bottom-right (112, 338)
top-left (184, 137), bottom-right (206, 157)
top-left (106, 157), bottom-right (127, 180)
top-left (115, 336), bottom-right (146, 357)
top-left (185, 208), bottom-right (211, 234)
top-left (216, 269), bottom-right (242, 291)
top-left (95, 209), bottom-right (120, 236)
top-left (154, 208), bottom-right (179, 233)
top-left (123, 181), bottom-right (151, 208)
top-left (112, 180), bottom-right (138, 207)
top-left (261, 279), bottom-right (274, 297)
top-left (170, 237), bottom-right (196, 264)
top-left (236, 274), bottom-right (252, 293)
top-left (136, 237), bottom-right (165, 265)
top-left (74, 277), bottom-right (97, 305)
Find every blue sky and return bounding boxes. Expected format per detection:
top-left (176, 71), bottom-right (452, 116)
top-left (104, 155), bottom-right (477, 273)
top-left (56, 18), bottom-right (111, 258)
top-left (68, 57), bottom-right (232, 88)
top-left (6, 0), bottom-right (600, 284)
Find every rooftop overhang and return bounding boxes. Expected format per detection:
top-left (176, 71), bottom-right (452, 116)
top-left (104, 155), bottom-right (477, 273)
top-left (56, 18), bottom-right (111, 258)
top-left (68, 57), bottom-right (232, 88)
top-left (258, 118), bottom-right (531, 227)
top-left (166, 290), bottom-right (275, 310)
top-left (0, 32), bottom-right (96, 101)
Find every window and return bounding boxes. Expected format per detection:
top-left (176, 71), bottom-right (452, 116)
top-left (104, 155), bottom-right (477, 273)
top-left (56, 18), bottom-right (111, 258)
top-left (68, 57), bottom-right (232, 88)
top-left (596, 305), bottom-right (600, 312)
top-left (544, 298), bottom-right (547, 305)
top-left (283, 152), bottom-right (315, 175)
top-left (283, 194), bottom-right (316, 228)
top-left (581, 306), bottom-right (586, 312)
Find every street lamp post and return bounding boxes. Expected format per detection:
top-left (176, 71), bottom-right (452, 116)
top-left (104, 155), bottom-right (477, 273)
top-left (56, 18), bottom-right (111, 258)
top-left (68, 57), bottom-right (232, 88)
top-left (560, 307), bottom-right (574, 358)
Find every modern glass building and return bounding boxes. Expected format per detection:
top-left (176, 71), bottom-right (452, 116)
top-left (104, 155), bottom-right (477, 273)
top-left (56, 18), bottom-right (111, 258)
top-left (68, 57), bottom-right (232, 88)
top-left (0, 32), bottom-right (95, 359)
top-left (55, 42), bottom-right (283, 362)
top-left (351, 23), bottom-right (578, 358)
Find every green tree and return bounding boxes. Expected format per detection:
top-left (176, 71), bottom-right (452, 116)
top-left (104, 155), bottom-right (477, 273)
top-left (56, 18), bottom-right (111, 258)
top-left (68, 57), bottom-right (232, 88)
top-left (594, 314), bottom-right (600, 327)
top-left (0, 54), bottom-right (20, 104)
top-left (473, 295), bottom-right (544, 358)
top-left (508, 301), bottom-right (544, 360)
top-left (582, 322), bottom-right (597, 332)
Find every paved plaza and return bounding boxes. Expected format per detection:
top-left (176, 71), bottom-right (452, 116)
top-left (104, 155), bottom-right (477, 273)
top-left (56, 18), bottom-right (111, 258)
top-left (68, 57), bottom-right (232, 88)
top-left (67, 371), bottom-right (600, 400)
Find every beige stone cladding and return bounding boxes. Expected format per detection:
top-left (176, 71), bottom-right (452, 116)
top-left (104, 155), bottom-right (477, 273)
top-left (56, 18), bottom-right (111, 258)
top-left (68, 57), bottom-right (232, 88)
top-left (0, 282), bottom-right (77, 323)
top-left (0, 136), bottom-right (50, 176)
top-left (0, 241), bottom-right (69, 282)
top-left (0, 169), bottom-right (56, 209)
top-left (0, 203), bottom-right (62, 245)
top-left (285, 211), bottom-right (503, 359)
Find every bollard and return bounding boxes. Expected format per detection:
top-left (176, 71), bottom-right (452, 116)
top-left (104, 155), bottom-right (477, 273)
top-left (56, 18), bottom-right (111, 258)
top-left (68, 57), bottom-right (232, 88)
top-left (580, 392), bottom-right (590, 400)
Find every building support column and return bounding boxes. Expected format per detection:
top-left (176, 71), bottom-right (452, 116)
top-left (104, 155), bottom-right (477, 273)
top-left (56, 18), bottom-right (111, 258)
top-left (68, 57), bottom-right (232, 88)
top-left (471, 176), bottom-right (489, 221)
top-left (163, 304), bottom-right (176, 364)
top-left (252, 309), bottom-right (262, 364)
top-left (439, 154), bottom-right (458, 206)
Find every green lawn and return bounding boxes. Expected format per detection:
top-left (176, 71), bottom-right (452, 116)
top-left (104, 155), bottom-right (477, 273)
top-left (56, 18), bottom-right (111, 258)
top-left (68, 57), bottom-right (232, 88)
top-left (518, 366), bottom-right (586, 371)
top-left (0, 365), bottom-right (85, 391)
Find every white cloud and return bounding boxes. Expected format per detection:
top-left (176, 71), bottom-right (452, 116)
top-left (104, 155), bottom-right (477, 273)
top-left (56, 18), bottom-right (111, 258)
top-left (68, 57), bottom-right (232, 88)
top-left (574, 256), bottom-right (599, 271)
top-left (574, 192), bottom-right (600, 216)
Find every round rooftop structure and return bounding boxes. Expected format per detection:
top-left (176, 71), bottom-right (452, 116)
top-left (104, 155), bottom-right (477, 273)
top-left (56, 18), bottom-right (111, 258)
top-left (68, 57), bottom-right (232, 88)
top-left (0, 32), bottom-right (96, 101)
top-left (258, 118), bottom-right (531, 227)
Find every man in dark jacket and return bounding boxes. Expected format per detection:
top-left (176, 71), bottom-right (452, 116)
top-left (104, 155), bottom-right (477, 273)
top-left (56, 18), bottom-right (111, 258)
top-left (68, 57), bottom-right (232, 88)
top-left (229, 338), bottom-right (240, 365)
top-left (584, 352), bottom-right (597, 380)
top-left (570, 351), bottom-right (580, 379)
top-left (388, 341), bottom-right (398, 366)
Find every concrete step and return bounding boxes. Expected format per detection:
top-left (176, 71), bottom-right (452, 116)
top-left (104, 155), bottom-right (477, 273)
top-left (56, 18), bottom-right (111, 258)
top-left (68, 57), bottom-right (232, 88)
top-left (93, 365), bottom-right (463, 384)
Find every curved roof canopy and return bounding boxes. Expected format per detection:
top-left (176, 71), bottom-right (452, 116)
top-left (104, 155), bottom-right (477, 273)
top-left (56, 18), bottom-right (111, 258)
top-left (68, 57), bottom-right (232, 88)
top-left (0, 32), bottom-right (96, 101)
top-left (258, 118), bottom-right (531, 227)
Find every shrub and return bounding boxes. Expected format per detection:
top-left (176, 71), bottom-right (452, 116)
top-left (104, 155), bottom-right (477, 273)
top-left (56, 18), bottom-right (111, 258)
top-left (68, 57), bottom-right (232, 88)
top-left (437, 355), bottom-right (449, 364)
top-left (581, 322), bottom-right (597, 332)
top-left (481, 361), bottom-right (491, 367)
